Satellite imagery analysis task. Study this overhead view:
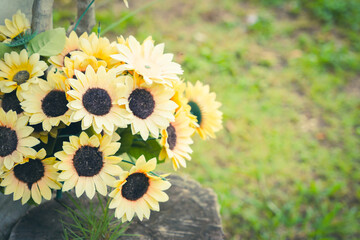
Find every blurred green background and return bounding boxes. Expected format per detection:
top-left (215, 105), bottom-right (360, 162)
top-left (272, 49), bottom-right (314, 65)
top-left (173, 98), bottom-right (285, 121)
top-left (55, 0), bottom-right (360, 239)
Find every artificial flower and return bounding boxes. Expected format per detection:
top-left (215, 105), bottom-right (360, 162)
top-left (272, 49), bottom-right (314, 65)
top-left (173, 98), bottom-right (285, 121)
top-left (67, 66), bottom-right (131, 135)
top-left (0, 149), bottom-right (61, 204)
top-left (117, 73), bottom-right (177, 140)
top-left (54, 132), bottom-right (122, 199)
top-left (159, 108), bottom-right (194, 170)
top-left (0, 50), bottom-right (47, 99)
top-left (185, 81), bottom-right (222, 139)
top-left (78, 32), bottom-right (118, 67)
top-left (21, 71), bottom-right (71, 131)
top-left (49, 31), bottom-right (82, 68)
top-left (171, 80), bottom-right (198, 128)
top-left (0, 109), bottom-right (39, 169)
top-left (112, 36), bottom-right (183, 86)
top-left (109, 155), bottom-right (171, 222)
top-left (0, 10), bottom-right (30, 40)
top-left (62, 53), bottom-right (107, 80)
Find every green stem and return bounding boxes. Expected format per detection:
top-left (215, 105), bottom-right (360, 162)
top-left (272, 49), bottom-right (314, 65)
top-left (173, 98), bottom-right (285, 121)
top-left (148, 171), bottom-right (167, 181)
top-left (121, 159), bottom-right (135, 166)
top-left (55, 190), bottom-right (62, 200)
top-left (127, 153), bottom-right (135, 163)
top-left (97, 21), bottom-right (101, 37)
top-left (45, 136), bottom-right (57, 157)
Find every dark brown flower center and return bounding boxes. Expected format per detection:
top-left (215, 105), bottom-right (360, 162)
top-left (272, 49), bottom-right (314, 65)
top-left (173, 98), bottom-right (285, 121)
top-left (82, 88), bottom-right (112, 116)
top-left (122, 172), bottom-right (150, 201)
top-left (73, 146), bottom-right (103, 177)
top-left (128, 88), bottom-right (155, 119)
top-left (1, 91), bottom-right (23, 114)
top-left (14, 159), bottom-right (45, 189)
top-left (41, 90), bottom-right (69, 117)
top-left (188, 101), bottom-right (202, 125)
top-left (166, 124), bottom-right (177, 150)
top-left (13, 70), bottom-right (30, 85)
top-left (0, 126), bottom-right (18, 157)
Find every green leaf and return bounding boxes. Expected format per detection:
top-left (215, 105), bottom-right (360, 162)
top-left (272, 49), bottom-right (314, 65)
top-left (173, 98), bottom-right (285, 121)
top-left (116, 126), bottom-right (162, 161)
top-left (116, 126), bottom-right (134, 155)
top-left (27, 28), bottom-right (66, 56)
top-left (0, 43), bottom-right (12, 58)
top-left (128, 138), bottom-right (162, 160)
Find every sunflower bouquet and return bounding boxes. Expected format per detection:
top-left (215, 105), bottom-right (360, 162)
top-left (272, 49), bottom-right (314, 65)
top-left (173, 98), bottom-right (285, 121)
top-left (0, 10), bottom-right (222, 223)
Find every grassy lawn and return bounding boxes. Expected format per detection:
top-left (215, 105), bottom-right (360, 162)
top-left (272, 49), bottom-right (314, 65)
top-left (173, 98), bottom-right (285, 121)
top-left (55, 0), bottom-right (360, 239)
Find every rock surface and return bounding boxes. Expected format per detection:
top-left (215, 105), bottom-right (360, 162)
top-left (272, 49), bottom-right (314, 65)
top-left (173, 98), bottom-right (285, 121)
top-left (9, 175), bottom-right (224, 240)
top-left (0, 193), bottom-right (30, 240)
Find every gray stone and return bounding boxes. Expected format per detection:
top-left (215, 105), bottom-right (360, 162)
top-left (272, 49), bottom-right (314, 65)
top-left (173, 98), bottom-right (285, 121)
top-left (119, 175), bottom-right (224, 240)
top-left (9, 175), bottom-right (224, 240)
top-left (0, 193), bottom-right (30, 240)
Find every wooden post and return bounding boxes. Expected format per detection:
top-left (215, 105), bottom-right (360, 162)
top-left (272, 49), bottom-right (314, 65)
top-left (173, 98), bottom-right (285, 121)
top-left (31, 0), bottom-right (54, 33)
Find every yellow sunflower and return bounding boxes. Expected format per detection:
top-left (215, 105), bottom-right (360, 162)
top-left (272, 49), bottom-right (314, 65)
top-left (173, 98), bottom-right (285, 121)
top-left (110, 35), bottom-right (130, 69)
top-left (0, 10), bottom-right (30, 40)
top-left (49, 31), bottom-right (83, 68)
top-left (0, 91), bottom-right (24, 114)
top-left (109, 155), bottom-right (171, 222)
top-left (0, 50), bottom-right (48, 99)
top-left (21, 71), bottom-right (71, 131)
top-left (117, 73), bottom-right (177, 140)
top-left (0, 149), bottom-right (61, 204)
top-left (78, 33), bottom-right (118, 67)
top-left (171, 80), bottom-right (198, 128)
top-left (62, 53), bottom-right (107, 80)
top-left (185, 81), bottom-right (222, 140)
top-left (117, 35), bottom-right (129, 46)
top-left (67, 66), bottom-right (131, 135)
top-left (54, 132), bottom-right (122, 199)
top-left (112, 36), bottom-right (183, 86)
top-left (159, 108), bottom-right (194, 170)
top-left (0, 109), bottom-right (39, 170)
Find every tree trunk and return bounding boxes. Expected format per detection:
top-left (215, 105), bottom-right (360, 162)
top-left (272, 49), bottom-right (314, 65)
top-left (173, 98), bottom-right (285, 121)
top-left (31, 0), bottom-right (54, 33)
top-left (67, 0), bottom-right (96, 35)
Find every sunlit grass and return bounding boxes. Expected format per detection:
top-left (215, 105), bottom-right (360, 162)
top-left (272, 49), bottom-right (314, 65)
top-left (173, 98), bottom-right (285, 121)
top-left (54, 0), bottom-right (360, 239)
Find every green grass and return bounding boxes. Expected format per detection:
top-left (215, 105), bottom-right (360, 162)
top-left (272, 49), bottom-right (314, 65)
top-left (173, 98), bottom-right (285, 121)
top-left (61, 193), bottom-right (131, 240)
top-left (54, 0), bottom-right (360, 239)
